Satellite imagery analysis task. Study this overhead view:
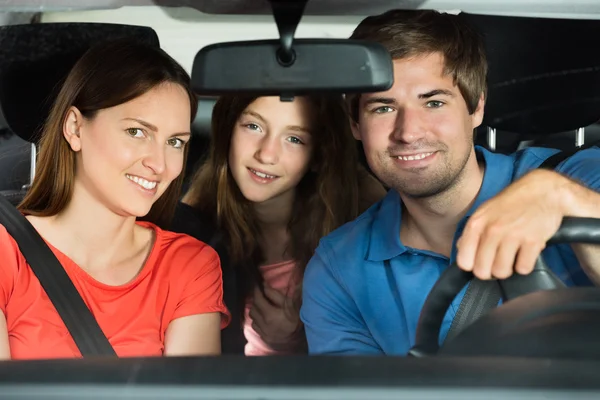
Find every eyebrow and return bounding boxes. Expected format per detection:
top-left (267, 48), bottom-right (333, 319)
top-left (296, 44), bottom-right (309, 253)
top-left (363, 97), bottom-right (396, 106)
top-left (363, 89), bottom-right (455, 107)
top-left (242, 110), bottom-right (311, 134)
top-left (122, 118), bottom-right (191, 138)
top-left (242, 110), bottom-right (267, 125)
top-left (418, 89), bottom-right (455, 99)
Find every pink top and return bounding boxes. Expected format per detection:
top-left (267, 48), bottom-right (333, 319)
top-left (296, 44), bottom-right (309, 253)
top-left (243, 259), bottom-right (297, 356)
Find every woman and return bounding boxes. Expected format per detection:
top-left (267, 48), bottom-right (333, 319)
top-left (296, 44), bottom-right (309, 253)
top-left (0, 40), bottom-right (230, 360)
top-left (171, 95), bottom-right (386, 355)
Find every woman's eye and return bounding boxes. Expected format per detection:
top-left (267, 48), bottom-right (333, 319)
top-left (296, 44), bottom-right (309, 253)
top-left (167, 137), bottom-right (185, 149)
top-left (126, 128), bottom-right (145, 138)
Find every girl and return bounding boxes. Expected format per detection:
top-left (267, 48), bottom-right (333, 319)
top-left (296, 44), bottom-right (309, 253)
top-left (171, 95), bottom-right (386, 355)
top-left (0, 40), bottom-right (230, 360)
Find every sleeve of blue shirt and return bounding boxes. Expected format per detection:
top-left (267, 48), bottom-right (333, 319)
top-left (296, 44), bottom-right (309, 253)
top-left (555, 146), bottom-right (600, 190)
top-left (300, 240), bottom-right (383, 354)
top-left (557, 145), bottom-right (600, 281)
top-left (517, 146), bottom-right (599, 285)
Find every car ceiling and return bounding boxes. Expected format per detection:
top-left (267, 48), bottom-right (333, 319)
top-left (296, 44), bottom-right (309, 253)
top-left (0, 0), bottom-right (599, 17)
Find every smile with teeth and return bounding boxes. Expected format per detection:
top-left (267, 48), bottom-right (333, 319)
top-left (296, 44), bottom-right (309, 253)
top-left (395, 152), bottom-right (434, 161)
top-left (126, 174), bottom-right (158, 190)
top-left (249, 168), bottom-right (277, 179)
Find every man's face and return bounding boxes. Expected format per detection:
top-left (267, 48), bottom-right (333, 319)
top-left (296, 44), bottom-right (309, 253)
top-left (352, 53), bottom-right (484, 198)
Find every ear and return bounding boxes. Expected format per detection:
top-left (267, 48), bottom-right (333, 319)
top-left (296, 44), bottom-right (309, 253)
top-left (471, 93), bottom-right (485, 129)
top-left (63, 106), bottom-right (84, 152)
top-left (350, 118), bottom-right (362, 141)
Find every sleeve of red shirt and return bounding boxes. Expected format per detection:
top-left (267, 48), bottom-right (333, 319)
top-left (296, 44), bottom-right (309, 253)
top-left (172, 241), bottom-right (231, 329)
top-left (0, 225), bottom-right (17, 316)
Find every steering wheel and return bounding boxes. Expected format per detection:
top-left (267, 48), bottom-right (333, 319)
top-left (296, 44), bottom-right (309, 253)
top-left (409, 217), bottom-right (600, 359)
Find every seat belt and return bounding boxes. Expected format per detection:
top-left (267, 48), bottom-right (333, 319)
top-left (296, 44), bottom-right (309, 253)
top-left (446, 141), bottom-right (599, 342)
top-left (0, 195), bottom-right (116, 357)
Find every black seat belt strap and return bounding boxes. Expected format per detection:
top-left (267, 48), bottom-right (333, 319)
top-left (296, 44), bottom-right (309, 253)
top-left (0, 195), bottom-right (116, 357)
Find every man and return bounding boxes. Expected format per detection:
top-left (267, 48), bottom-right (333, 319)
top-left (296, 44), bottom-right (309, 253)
top-left (299, 9), bottom-right (600, 355)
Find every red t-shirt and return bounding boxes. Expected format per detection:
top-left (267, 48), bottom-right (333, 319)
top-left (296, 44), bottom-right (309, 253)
top-left (0, 220), bottom-right (230, 359)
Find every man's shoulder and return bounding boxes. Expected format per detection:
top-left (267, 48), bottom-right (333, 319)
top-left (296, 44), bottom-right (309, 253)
top-left (511, 145), bottom-right (599, 182)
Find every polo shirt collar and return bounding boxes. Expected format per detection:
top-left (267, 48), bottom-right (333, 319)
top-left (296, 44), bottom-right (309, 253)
top-left (366, 146), bottom-right (515, 262)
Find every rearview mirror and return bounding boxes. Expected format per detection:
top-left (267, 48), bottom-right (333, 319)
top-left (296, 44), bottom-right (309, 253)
top-left (191, 39), bottom-right (394, 97)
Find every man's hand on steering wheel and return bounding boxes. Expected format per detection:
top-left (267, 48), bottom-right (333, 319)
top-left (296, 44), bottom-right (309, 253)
top-left (455, 169), bottom-right (570, 280)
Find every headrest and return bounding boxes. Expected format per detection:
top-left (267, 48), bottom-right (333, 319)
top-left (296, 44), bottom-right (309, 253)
top-left (462, 13), bottom-right (600, 135)
top-left (0, 23), bottom-right (160, 143)
top-left (191, 97), bottom-right (217, 139)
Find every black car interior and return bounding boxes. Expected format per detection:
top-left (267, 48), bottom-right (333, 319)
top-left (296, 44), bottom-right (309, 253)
top-left (468, 13), bottom-right (600, 153)
top-left (0, 2), bottom-right (599, 398)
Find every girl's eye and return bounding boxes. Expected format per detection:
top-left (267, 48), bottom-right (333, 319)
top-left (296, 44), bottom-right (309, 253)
top-left (287, 136), bottom-right (304, 145)
top-left (244, 123), bottom-right (261, 131)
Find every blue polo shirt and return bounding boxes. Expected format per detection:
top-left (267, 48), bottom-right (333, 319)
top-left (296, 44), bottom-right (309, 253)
top-left (300, 145), bottom-right (599, 355)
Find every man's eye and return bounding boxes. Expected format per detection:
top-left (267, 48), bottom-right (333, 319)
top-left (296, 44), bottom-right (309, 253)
top-left (373, 106), bottom-right (394, 114)
top-left (426, 101), bottom-right (444, 108)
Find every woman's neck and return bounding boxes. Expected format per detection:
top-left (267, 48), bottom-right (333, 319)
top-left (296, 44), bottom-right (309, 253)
top-left (29, 183), bottom-right (149, 274)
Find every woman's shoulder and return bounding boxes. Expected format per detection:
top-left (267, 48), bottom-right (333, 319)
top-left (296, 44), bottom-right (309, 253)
top-left (0, 223), bottom-right (22, 255)
top-left (136, 220), bottom-right (220, 276)
top-left (137, 219), bottom-right (215, 253)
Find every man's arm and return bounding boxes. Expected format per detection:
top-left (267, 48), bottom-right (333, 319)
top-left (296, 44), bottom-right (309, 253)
top-left (558, 174), bottom-right (600, 284)
top-left (457, 149), bottom-right (600, 283)
top-left (300, 244), bottom-right (383, 355)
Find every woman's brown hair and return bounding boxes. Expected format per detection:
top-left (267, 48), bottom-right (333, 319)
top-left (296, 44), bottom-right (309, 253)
top-left (184, 95), bottom-right (360, 308)
top-left (18, 39), bottom-right (198, 227)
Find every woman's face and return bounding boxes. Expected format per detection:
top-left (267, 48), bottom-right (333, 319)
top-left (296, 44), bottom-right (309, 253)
top-left (228, 96), bottom-right (314, 206)
top-left (64, 82), bottom-right (192, 218)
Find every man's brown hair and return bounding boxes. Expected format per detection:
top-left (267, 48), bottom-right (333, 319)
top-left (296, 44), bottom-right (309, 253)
top-left (349, 9), bottom-right (487, 120)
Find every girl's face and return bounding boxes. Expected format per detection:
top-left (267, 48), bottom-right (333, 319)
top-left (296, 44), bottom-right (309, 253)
top-left (228, 96), bottom-right (314, 206)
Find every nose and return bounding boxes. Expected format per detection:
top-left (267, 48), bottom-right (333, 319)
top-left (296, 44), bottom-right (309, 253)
top-left (142, 142), bottom-right (167, 175)
top-left (391, 107), bottom-right (425, 144)
top-left (254, 135), bottom-right (280, 165)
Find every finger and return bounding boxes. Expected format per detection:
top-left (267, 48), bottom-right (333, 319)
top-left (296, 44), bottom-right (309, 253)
top-left (471, 224), bottom-right (503, 280)
top-left (456, 216), bottom-right (486, 272)
top-left (514, 241), bottom-right (546, 275)
top-left (490, 238), bottom-right (521, 280)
